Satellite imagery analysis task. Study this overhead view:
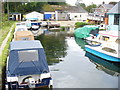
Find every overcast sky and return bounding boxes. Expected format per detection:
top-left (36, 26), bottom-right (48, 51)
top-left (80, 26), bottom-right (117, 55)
top-left (66, 0), bottom-right (120, 6)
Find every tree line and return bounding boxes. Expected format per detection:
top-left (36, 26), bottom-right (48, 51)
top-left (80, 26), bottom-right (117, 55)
top-left (2, 1), bottom-right (117, 14)
top-left (3, 2), bottom-right (67, 14)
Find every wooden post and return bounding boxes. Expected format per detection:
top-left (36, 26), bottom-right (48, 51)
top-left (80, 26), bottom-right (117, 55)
top-left (7, 1), bottom-right (9, 21)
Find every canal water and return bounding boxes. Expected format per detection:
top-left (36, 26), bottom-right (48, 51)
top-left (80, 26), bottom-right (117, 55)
top-left (36, 31), bottom-right (120, 88)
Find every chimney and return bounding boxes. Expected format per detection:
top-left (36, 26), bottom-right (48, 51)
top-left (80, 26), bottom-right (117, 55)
top-left (102, 1), bottom-right (105, 4)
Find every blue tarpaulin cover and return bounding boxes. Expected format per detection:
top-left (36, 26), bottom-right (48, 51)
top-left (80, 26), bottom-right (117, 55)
top-left (7, 40), bottom-right (49, 76)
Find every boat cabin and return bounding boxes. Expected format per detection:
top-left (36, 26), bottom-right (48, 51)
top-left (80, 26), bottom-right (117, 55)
top-left (14, 31), bottom-right (34, 40)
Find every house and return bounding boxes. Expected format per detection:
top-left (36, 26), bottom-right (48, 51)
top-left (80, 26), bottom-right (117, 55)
top-left (9, 13), bottom-right (22, 21)
top-left (25, 11), bottom-right (44, 21)
top-left (94, 3), bottom-right (114, 17)
top-left (43, 5), bottom-right (88, 21)
top-left (107, 1), bottom-right (120, 31)
top-left (94, 3), bottom-right (114, 25)
top-left (66, 6), bottom-right (88, 21)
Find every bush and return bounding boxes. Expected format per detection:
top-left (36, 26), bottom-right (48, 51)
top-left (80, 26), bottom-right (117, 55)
top-left (75, 22), bottom-right (89, 28)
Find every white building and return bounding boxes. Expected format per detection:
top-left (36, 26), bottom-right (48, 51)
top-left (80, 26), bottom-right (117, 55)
top-left (67, 6), bottom-right (88, 21)
top-left (25, 11), bottom-right (43, 21)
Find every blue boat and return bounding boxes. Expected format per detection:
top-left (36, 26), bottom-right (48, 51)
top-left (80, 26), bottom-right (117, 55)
top-left (6, 40), bottom-right (53, 89)
top-left (85, 44), bottom-right (120, 62)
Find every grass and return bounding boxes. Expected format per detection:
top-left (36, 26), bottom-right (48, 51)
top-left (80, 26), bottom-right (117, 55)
top-left (0, 21), bottom-right (15, 46)
top-left (0, 23), bottom-right (15, 89)
top-left (1, 23), bottom-right (15, 66)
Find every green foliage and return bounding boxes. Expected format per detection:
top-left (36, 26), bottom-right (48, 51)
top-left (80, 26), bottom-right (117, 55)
top-left (0, 17), bottom-right (15, 46)
top-left (60, 26), bottom-right (65, 30)
top-left (43, 4), bottom-right (54, 12)
top-left (4, 2), bottom-right (67, 14)
top-left (85, 4), bottom-right (97, 13)
top-left (109, 1), bottom-right (117, 5)
top-left (75, 22), bottom-right (89, 28)
top-left (1, 24), bottom-right (15, 66)
top-left (48, 2), bottom-right (66, 5)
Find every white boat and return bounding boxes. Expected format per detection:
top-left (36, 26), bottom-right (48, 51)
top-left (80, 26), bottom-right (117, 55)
top-left (86, 30), bottom-right (119, 46)
top-left (85, 31), bottom-right (120, 62)
top-left (6, 40), bottom-right (53, 89)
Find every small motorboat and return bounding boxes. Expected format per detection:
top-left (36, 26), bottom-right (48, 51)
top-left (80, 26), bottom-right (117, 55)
top-left (6, 40), bottom-right (53, 89)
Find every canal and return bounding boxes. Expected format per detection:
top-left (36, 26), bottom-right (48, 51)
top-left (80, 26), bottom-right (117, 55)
top-left (35, 31), bottom-right (120, 88)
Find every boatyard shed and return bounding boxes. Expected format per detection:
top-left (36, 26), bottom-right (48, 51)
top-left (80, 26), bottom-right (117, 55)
top-left (9, 13), bottom-right (22, 21)
top-left (25, 11), bottom-right (43, 21)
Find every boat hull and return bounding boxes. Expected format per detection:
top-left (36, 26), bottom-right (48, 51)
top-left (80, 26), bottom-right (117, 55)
top-left (6, 77), bottom-right (52, 89)
top-left (85, 46), bottom-right (120, 62)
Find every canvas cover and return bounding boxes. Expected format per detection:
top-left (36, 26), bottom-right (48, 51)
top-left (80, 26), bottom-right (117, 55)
top-left (14, 31), bottom-right (34, 40)
top-left (7, 40), bottom-right (49, 77)
top-left (74, 26), bottom-right (99, 38)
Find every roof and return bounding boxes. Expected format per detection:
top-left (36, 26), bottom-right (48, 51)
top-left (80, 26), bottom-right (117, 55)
top-left (102, 4), bottom-right (114, 10)
top-left (10, 40), bottom-right (43, 50)
top-left (66, 6), bottom-right (88, 13)
top-left (26, 11), bottom-right (43, 15)
top-left (10, 12), bottom-right (21, 15)
top-left (44, 5), bottom-right (88, 13)
top-left (107, 1), bottom-right (120, 14)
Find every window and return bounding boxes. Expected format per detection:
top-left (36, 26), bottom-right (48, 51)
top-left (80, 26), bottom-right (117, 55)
top-left (116, 39), bottom-right (120, 44)
top-left (102, 47), bottom-right (117, 54)
top-left (114, 15), bottom-right (120, 25)
top-left (99, 36), bottom-right (109, 41)
top-left (18, 50), bottom-right (38, 62)
top-left (20, 37), bottom-right (30, 40)
top-left (75, 16), bottom-right (77, 18)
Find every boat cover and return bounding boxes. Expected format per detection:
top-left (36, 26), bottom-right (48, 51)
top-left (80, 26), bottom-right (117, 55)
top-left (14, 31), bottom-right (34, 40)
top-left (74, 26), bottom-right (99, 38)
top-left (7, 40), bottom-right (49, 77)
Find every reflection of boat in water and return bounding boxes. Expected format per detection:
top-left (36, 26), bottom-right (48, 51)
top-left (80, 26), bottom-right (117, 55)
top-left (85, 52), bottom-right (120, 76)
top-left (74, 37), bottom-right (88, 49)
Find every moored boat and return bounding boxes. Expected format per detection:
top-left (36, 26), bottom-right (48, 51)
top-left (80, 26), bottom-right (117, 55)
top-left (6, 40), bottom-right (53, 89)
top-left (85, 31), bottom-right (120, 62)
top-left (85, 44), bottom-right (120, 62)
top-left (74, 25), bottom-right (99, 39)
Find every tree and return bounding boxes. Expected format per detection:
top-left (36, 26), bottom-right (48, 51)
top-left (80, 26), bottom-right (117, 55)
top-left (76, 3), bottom-right (86, 9)
top-left (85, 4), bottom-right (97, 13)
top-left (109, 2), bottom-right (117, 5)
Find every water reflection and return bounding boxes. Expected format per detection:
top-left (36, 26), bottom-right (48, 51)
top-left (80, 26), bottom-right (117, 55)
top-left (35, 32), bottom-right (67, 65)
top-left (85, 52), bottom-right (120, 76)
top-left (74, 36), bottom-right (120, 76)
top-left (74, 37), bottom-right (88, 50)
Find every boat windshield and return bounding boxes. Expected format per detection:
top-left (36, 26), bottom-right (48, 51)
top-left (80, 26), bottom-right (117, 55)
top-left (18, 50), bottom-right (39, 62)
top-left (99, 36), bottom-right (110, 41)
top-left (102, 47), bottom-right (117, 54)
